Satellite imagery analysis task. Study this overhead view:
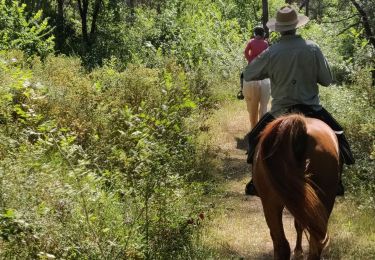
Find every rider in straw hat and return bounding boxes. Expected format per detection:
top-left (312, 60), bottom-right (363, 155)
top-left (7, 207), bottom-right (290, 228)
top-left (243, 6), bottom-right (355, 196)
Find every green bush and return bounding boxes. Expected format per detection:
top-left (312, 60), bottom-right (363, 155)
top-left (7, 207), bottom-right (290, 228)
top-left (320, 82), bottom-right (375, 209)
top-left (0, 51), bottom-right (209, 258)
top-left (0, 0), bottom-right (54, 58)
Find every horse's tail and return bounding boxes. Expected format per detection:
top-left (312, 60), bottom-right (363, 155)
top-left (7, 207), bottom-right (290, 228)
top-left (259, 114), bottom-right (327, 239)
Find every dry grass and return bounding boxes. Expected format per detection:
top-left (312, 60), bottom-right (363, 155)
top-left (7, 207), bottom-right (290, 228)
top-left (200, 99), bottom-right (375, 259)
top-left (326, 200), bottom-right (375, 259)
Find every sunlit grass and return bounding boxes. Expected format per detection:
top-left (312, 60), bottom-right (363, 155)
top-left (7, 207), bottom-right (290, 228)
top-left (327, 199), bottom-right (375, 259)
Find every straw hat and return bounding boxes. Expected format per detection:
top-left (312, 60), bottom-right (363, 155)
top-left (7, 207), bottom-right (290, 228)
top-left (266, 6), bottom-right (309, 32)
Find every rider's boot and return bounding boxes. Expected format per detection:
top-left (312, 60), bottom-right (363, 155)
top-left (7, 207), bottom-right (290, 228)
top-left (337, 179), bottom-right (345, 196)
top-left (335, 134), bottom-right (354, 196)
top-left (244, 113), bottom-right (274, 196)
top-left (337, 134), bottom-right (355, 165)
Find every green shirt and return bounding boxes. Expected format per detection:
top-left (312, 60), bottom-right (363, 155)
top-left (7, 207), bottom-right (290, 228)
top-left (243, 34), bottom-right (332, 116)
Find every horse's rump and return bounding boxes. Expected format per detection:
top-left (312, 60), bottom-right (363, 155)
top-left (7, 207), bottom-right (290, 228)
top-left (253, 114), bottom-right (340, 240)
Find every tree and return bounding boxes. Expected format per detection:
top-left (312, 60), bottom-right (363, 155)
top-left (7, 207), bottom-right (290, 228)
top-left (56, 0), bottom-right (65, 51)
top-left (299, 0), bottom-right (310, 16)
top-left (77, 0), bottom-right (102, 48)
top-left (262, 0), bottom-right (269, 37)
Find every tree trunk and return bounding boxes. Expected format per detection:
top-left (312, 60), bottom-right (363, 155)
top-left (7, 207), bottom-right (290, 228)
top-left (90, 0), bottom-right (102, 41)
top-left (306, 0), bottom-right (309, 16)
top-left (77, 0), bottom-right (89, 47)
top-left (127, 0), bottom-right (136, 22)
top-left (262, 0), bottom-right (269, 38)
top-left (56, 0), bottom-right (65, 52)
top-left (300, 0), bottom-right (310, 16)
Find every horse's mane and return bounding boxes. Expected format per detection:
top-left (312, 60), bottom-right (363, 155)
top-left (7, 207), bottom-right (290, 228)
top-left (258, 114), bottom-right (328, 240)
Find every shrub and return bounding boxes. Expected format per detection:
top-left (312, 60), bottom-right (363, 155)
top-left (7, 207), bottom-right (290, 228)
top-left (0, 0), bottom-right (54, 58)
top-left (320, 83), bottom-right (375, 208)
top-left (0, 51), bottom-right (207, 258)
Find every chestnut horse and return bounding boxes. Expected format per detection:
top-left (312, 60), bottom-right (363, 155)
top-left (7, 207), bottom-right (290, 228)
top-left (242, 79), bottom-right (270, 130)
top-left (252, 114), bottom-right (341, 259)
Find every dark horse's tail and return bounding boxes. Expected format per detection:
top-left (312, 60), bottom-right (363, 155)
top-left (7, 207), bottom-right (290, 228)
top-left (259, 114), bottom-right (327, 239)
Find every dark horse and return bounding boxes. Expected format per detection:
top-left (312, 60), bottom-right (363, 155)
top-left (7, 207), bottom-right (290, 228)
top-left (253, 114), bottom-right (341, 259)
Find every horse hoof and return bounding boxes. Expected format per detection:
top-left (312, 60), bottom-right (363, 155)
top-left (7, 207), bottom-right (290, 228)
top-left (292, 251), bottom-right (304, 260)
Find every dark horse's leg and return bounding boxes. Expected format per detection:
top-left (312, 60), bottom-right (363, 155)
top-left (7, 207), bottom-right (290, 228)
top-left (293, 220), bottom-right (304, 259)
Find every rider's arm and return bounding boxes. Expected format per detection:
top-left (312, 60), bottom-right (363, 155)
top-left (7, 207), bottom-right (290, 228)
top-left (243, 48), bottom-right (269, 81)
top-left (315, 47), bottom-right (333, 86)
top-left (244, 41), bottom-right (252, 63)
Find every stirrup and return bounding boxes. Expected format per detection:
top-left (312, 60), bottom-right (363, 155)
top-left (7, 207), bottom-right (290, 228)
top-left (245, 180), bottom-right (258, 196)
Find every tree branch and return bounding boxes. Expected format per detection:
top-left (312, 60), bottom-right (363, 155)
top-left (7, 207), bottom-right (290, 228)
top-left (350, 0), bottom-right (375, 49)
top-left (321, 14), bottom-right (359, 24)
top-left (337, 22), bottom-right (360, 36)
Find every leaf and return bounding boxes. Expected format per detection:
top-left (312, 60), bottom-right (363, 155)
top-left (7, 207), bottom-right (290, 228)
top-left (181, 99), bottom-right (196, 109)
top-left (3, 209), bottom-right (15, 219)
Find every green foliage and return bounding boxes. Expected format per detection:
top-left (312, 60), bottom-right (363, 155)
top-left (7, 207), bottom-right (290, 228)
top-left (0, 51), bottom-right (209, 258)
top-left (310, 0), bottom-right (374, 85)
top-left (320, 83), bottom-right (375, 209)
top-left (0, 0), bottom-right (54, 58)
top-left (172, 1), bottom-right (244, 75)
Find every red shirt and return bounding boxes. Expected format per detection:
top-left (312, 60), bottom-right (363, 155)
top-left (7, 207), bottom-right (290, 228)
top-left (244, 38), bottom-right (268, 63)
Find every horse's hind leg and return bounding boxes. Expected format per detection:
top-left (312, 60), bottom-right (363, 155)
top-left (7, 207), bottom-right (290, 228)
top-left (292, 220), bottom-right (304, 260)
top-left (262, 202), bottom-right (290, 260)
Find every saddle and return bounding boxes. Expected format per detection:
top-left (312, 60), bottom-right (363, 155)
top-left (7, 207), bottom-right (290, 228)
top-left (286, 104), bottom-right (354, 165)
top-left (286, 104), bottom-right (344, 133)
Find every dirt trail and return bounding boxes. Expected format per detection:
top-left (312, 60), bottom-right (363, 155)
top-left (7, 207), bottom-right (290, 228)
top-left (202, 102), bottom-right (308, 259)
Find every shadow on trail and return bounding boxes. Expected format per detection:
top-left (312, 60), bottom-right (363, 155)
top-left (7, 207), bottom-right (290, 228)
top-left (221, 156), bottom-right (250, 182)
top-left (216, 133), bottom-right (251, 183)
top-left (235, 133), bottom-right (249, 151)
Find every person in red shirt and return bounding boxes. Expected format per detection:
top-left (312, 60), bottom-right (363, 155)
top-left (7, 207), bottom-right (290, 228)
top-left (240, 26), bottom-right (271, 130)
top-left (238, 27), bottom-right (269, 98)
top-left (244, 26), bottom-right (269, 63)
